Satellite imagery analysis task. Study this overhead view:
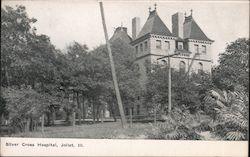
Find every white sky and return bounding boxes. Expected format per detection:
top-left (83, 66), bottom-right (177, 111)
top-left (2, 0), bottom-right (249, 65)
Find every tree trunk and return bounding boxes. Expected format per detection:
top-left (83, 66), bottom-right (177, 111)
top-left (46, 112), bottom-right (50, 126)
top-left (25, 117), bottom-right (30, 132)
top-left (52, 109), bottom-right (56, 126)
top-left (154, 106), bottom-right (157, 125)
top-left (4, 56), bottom-right (10, 87)
top-left (96, 105), bottom-right (100, 122)
top-left (111, 102), bottom-right (117, 122)
top-left (91, 99), bottom-right (96, 123)
top-left (77, 92), bottom-right (82, 124)
top-left (41, 114), bottom-right (45, 133)
top-left (129, 108), bottom-right (133, 128)
top-left (82, 92), bottom-right (86, 120)
top-left (101, 109), bottom-right (104, 123)
top-left (72, 112), bottom-right (76, 131)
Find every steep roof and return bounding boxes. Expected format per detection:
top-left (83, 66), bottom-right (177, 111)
top-left (183, 16), bottom-right (213, 42)
top-left (110, 27), bottom-right (132, 44)
top-left (136, 10), bottom-right (173, 39)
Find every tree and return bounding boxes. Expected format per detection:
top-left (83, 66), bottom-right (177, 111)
top-left (212, 38), bottom-right (249, 92)
top-left (204, 85), bottom-right (248, 140)
top-left (144, 64), bottom-right (213, 115)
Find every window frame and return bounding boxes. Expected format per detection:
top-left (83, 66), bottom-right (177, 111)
top-left (144, 41), bottom-right (148, 51)
top-left (201, 45), bottom-right (206, 53)
top-left (179, 61), bottom-right (186, 73)
top-left (165, 41), bottom-right (170, 50)
top-left (135, 46), bottom-right (138, 54)
top-left (194, 44), bottom-right (199, 54)
top-left (156, 40), bottom-right (162, 49)
top-left (140, 43), bottom-right (143, 52)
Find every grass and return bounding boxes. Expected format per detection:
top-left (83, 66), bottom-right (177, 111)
top-left (10, 121), bottom-right (153, 139)
top-left (9, 117), bottom-right (221, 140)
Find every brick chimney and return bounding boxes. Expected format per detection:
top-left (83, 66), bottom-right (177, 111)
top-left (172, 12), bottom-right (184, 38)
top-left (132, 17), bottom-right (140, 39)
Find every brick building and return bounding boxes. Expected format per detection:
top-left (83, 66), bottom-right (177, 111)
top-left (110, 6), bottom-right (214, 115)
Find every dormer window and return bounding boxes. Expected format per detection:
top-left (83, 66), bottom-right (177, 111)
top-left (178, 42), bottom-right (183, 50)
top-left (156, 40), bottom-right (161, 49)
top-left (202, 45), bottom-right (206, 53)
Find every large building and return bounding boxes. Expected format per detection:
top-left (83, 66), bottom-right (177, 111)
top-left (111, 6), bottom-right (214, 86)
top-left (110, 6), bottom-right (214, 115)
top-left (131, 6), bottom-right (214, 85)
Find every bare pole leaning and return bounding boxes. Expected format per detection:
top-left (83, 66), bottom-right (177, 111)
top-left (99, 2), bottom-right (127, 128)
top-left (167, 55), bottom-right (172, 114)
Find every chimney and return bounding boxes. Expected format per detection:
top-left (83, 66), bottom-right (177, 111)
top-left (132, 17), bottom-right (140, 39)
top-left (172, 12), bottom-right (184, 38)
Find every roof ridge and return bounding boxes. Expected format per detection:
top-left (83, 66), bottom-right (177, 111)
top-left (136, 10), bottom-right (173, 40)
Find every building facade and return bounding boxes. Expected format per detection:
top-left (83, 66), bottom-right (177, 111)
top-left (131, 7), bottom-right (214, 85)
top-left (110, 6), bottom-right (214, 116)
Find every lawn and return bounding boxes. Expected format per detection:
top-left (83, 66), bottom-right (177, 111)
top-left (10, 121), bottom-right (153, 139)
top-left (9, 120), bottom-right (220, 140)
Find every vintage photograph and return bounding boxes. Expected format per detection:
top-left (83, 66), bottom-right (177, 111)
top-left (1, 0), bottom-right (249, 142)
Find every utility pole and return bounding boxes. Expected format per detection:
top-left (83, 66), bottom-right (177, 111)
top-left (157, 51), bottom-right (179, 115)
top-left (99, 2), bottom-right (127, 128)
top-left (167, 53), bottom-right (172, 113)
top-left (158, 50), bottom-right (199, 115)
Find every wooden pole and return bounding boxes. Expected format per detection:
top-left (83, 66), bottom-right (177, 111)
top-left (41, 114), bottom-right (44, 134)
top-left (99, 2), bottom-right (127, 128)
top-left (168, 56), bottom-right (172, 114)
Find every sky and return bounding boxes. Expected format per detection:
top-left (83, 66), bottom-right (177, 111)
top-left (2, 0), bottom-right (249, 65)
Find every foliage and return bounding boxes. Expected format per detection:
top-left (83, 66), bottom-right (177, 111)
top-left (1, 5), bottom-right (60, 89)
top-left (0, 94), bottom-right (8, 119)
top-left (144, 64), bottom-right (213, 114)
top-left (2, 87), bottom-right (57, 131)
top-left (204, 86), bottom-right (249, 140)
top-left (212, 38), bottom-right (249, 92)
top-left (147, 108), bottom-right (202, 140)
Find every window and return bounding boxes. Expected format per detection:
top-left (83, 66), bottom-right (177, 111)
top-left (198, 62), bottom-right (203, 73)
top-left (144, 41), bottom-right (148, 51)
top-left (202, 45), bottom-right (206, 53)
top-left (165, 41), bottom-right (170, 50)
top-left (179, 61), bottom-right (186, 73)
top-left (194, 44), bottom-right (199, 53)
top-left (156, 40), bottom-right (162, 49)
top-left (140, 43), bottom-right (143, 52)
top-left (178, 42), bottom-right (183, 50)
top-left (135, 46), bottom-right (138, 54)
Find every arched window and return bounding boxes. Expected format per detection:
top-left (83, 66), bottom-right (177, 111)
top-left (198, 62), bottom-right (203, 73)
top-left (179, 61), bottom-right (186, 73)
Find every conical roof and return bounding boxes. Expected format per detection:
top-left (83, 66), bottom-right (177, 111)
top-left (110, 27), bottom-right (132, 44)
top-left (183, 16), bottom-right (213, 42)
top-left (136, 10), bottom-right (173, 39)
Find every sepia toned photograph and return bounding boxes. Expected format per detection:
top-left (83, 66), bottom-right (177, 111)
top-left (0, 0), bottom-right (249, 146)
